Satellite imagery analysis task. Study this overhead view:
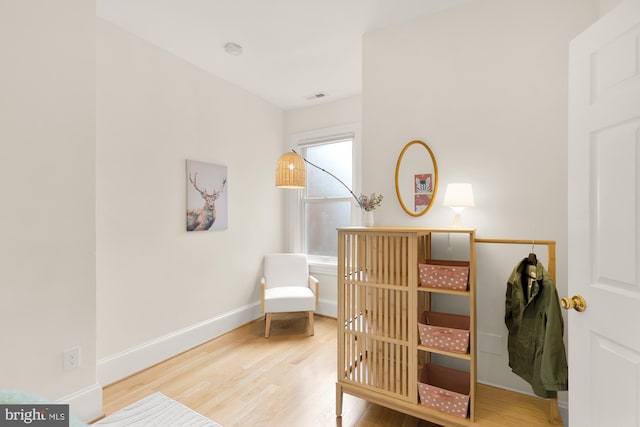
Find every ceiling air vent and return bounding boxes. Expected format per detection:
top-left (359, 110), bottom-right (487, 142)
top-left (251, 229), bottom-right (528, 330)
top-left (223, 42), bottom-right (243, 56)
top-left (306, 92), bottom-right (328, 101)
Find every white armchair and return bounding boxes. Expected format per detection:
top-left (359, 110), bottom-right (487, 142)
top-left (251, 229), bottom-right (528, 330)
top-left (260, 253), bottom-right (319, 338)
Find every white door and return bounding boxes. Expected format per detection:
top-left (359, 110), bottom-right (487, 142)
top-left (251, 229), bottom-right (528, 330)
top-left (568, 1), bottom-right (640, 426)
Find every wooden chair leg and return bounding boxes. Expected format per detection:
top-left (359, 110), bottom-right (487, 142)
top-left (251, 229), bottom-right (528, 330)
top-left (308, 311), bottom-right (314, 336)
top-left (336, 383), bottom-right (343, 417)
top-left (265, 313), bottom-right (272, 338)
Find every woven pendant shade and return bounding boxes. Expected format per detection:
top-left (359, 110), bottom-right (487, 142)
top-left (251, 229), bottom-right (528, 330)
top-left (276, 151), bottom-right (306, 188)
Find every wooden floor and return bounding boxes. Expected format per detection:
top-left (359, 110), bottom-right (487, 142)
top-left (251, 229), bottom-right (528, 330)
top-left (97, 315), bottom-right (563, 427)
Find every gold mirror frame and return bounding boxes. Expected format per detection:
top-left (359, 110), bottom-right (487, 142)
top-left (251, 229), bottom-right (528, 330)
top-left (394, 140), bottom-right (439, 217)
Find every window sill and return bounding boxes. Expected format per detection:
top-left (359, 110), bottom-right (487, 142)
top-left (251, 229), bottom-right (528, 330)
top-left (309, 259), bottom-right (337, 276)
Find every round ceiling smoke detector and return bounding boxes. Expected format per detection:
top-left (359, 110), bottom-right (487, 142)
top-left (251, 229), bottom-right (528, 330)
top-left (224, 42), bottom-right (243, 56)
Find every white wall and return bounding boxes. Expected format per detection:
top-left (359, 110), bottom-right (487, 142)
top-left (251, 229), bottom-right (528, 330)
top-left (284, 95), bottom-right (362, 136)
top-left (96, 19), bottom-right (284, 383)
top-left (599, 0), bottom-right (624, 16)
top-left (0, 0), bottom-right (101, 421)
top-left (283, 96), bottom-right (362, 316)
top-left (362, 0), bottom-right (598, 403)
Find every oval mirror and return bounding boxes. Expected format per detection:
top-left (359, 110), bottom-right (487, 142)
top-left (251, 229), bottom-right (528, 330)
top-left (395, 140), bottom-right (439, 217)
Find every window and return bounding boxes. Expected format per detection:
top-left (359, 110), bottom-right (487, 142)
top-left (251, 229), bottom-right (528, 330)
top-left (289, 124), bottom-right (360, 272)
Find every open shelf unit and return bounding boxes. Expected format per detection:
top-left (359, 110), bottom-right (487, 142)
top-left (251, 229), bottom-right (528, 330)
top-left (336, 227), bottom-right (476, 426)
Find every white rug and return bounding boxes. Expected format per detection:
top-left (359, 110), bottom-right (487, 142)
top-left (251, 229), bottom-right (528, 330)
top-left (95, 392), bottom-right (221, 427)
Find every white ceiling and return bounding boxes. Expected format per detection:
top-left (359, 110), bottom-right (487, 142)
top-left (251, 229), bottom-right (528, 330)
top-left (96, 0), bottom-right (471, 110)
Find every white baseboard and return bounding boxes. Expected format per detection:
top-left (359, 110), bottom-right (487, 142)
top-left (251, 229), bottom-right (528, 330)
top-left (58, 382), bottom-right (103, 424)
top-left (558, 401), bottom-right (568, 426)
top-left (317, 298), bottom-right (337, 318)
top-left (97, 303), bottom-right (262, 387)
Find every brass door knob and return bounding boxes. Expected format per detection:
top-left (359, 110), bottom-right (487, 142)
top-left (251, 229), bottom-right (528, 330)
top-left (561, 295), bottom-right (587, 312)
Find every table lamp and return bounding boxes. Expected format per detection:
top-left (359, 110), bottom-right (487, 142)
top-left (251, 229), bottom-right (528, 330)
top-left (442, 183), bottom-right (474, 228)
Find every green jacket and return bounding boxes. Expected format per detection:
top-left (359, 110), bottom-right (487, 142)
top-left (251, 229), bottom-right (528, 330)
top-left (504, 259), bottom-right (568, 398)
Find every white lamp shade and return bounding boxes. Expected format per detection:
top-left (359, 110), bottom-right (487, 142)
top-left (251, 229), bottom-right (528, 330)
top-left (442, 183), bottom-right (475, 208)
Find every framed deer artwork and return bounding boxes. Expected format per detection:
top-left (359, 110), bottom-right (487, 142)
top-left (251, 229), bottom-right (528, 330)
top-left (186, 160), bottom-right (228, 231)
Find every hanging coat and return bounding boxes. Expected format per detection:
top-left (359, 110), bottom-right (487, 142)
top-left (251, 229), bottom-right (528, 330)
top-left (504, 258), bottom-right (568, 398)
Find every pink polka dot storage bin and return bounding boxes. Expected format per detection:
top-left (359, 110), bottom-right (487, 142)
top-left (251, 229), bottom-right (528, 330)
top-left (418, 259), bottom-right (469, 291)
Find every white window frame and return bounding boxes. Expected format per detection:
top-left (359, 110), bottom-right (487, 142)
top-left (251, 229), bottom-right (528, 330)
top-left (287, 123), bottom-right (361, 275)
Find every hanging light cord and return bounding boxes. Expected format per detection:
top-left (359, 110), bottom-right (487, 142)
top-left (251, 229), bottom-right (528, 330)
top-left (292, 149), bottom-right (363, 209)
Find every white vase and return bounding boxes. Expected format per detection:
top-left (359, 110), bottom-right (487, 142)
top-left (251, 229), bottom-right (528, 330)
top-left (363, 210), bottom-right (375, 227)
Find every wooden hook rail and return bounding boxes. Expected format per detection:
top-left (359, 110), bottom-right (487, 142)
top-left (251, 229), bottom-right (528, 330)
top-left (474, 238), bottom-right (556, 285)
top-left (474, 237), bottom-right (562, 425)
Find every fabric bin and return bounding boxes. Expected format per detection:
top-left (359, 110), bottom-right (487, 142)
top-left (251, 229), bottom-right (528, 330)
top-left (417, 364), bottom-right (470, 418)
top-left (418, 259), bottom-right (469, 291)
top-left (418, 311), bottom-right (470, 354)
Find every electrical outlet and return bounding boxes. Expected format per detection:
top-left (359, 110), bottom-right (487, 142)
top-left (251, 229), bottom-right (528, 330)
top-left (63, 347), bottom-right (81, 370)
